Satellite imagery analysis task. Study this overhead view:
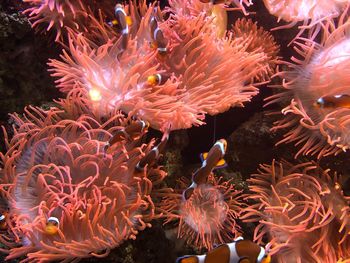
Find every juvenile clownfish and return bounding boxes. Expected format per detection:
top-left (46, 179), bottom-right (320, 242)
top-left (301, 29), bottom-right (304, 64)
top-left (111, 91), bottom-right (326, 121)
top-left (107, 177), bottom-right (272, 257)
top-left (136, 132), bottom-right (169, 171)
top-left (45, 216), bottom-right (59, 235)
top-left (0, 212), bottom-right (8, 230)
top-left (147, 73), bottom-right (171, 86)
top-left (183, 139), bottom-right (227, 200)
top-left (176, 237), bottom-right (271, 263)
top-left (313, 94), bottom-right (350, 109)
top-left (149, 16), bottom-right (168, 57)
top-left (104, 120), bottom-right (149, 154)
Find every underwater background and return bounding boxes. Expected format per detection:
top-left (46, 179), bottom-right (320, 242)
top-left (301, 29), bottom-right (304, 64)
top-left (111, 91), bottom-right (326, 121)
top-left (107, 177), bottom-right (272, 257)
top-left (1, 0), bottom-right (350, 262)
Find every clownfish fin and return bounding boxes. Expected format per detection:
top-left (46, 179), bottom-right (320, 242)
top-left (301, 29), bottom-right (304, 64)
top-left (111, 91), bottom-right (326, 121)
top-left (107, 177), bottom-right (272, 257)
top-left (214, 158), bottom-right (227, 169)
top-left (200, 152), bottom-right (208, 163)
top-left (200, 152), bottom-right (227, 169)
top-left (176, 255), bottom-right (198, 263)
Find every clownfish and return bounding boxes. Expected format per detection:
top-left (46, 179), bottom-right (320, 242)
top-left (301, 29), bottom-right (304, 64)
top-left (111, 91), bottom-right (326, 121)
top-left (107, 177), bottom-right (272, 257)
top-left (136, 132), bottom-right (169, 171)
top-left (149, 16), bottom-right (168, 57)
top-left (45, 216), bottom-right (59, 235)
top-left (0, 212), bottom-right (8, 230)
top-left (112, 4), bottom-right (131, 53)
top-left (313, 94), bottom-right (350, 109)
top-left (104, 120), bottom-right (150, 154)
top-left (147, 73), bottom-right (171, 86)
top-left (183, 139), bottom-right (227, 200)
top-left (176, 237), bottom-right (271, 263)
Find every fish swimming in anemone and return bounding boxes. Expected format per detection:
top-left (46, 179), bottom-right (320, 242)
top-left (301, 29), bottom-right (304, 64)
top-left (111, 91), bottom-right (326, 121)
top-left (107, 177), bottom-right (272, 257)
top-left (49, 0), bottom-right (266, 131)
top-left (156, 139), bottom-right (242, 249)
top-left (0, 89), bottom-right (167, 262)
top-left (104, 120), bottom-right (150, 154)
top-left (267, 12), bottom-right (350, 158)
top-left (136, 132), bottom-right (169, 172)
top-left (149, 15), bottom-right (168, 57)
top-left (183, 139), bottom-right (227, 200)
top-left (114, 4), bottom-right (130, 53)
top-left (146, 73), bottom-right (171, 86)
top-left (177, 237), bottom-right (271, 263)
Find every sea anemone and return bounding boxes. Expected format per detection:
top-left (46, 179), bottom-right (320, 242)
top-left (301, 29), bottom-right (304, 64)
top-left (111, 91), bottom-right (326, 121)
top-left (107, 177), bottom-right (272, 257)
top-left (242, 160), bottom-right (350, 263)
top-left (262, 0), bottom-right (350, 39)
top-left (157, 175), bottom-right (243, 250)
top-left (267, 17), bottom-right (350, 158)
top-left (231, 18), bottom-right (280, 82)
top-left (50, 1), bottom-right (266, 131)
top-left (22, 0), bottom-right (116, 42)
top-left (0, 90), bottom-right (166, 262)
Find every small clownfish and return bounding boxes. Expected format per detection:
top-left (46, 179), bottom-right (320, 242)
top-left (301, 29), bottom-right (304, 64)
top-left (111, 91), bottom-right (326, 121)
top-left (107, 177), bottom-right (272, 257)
top-left (176, 237), bottom-right (271, 263)
top-left (45, 216), bottom-right (59, 235)
top-left (313, 94), bottom-right (350, 109)
top-left (136, 132), bottom-right (169, 172)
top-left (149, 16), bottom-right (168, 57)
top-left (104, 120), bottom-right (150, 154)
top-left (147, 73), bottom-right (171, 86)
top-left (0, 212), bottom-right (8, 230)
top-left (183, 139), bottom-right (227, 200)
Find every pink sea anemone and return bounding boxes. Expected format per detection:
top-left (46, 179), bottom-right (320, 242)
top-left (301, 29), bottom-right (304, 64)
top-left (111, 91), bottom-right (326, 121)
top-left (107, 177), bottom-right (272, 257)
top-left (230, 18), bottom-right (280, 82)
top-left (0, 90), bottom-right (166, 262)
top-left (262, 0), bottom-right (350, 38)
top-left (242, 160), bottom-right (350, 263)
top-left (157, 175), bottom-right (243, 250)
top-left (267, 17), bottom-right (350, 158)
top-left (49, 1), bottom-right (266, 131)
top-left (22, 0), bottom-right (115, 42)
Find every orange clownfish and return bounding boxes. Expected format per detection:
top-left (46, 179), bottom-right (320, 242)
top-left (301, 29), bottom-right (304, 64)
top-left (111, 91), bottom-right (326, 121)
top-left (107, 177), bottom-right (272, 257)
top-left (136, 132), bottom-right (169, 172)
top-left (183, 139), bottom-right (227, 200)
top-left (0, 212), bottom-right (8, 230)
top-left (147, 73), bottom-right (171, 86)
top-left (176, 237), bottom-right (271, 263)
top-left (113, 4), bottom-right (132, 53)
top-left (314, 94), bottom-right (350, 109)
top-left (149, 16), bottom-right (168, 57)
top-left (104, 120), bottom-right (149, 154)
top-left (45, 216), bottom-right (59, 235)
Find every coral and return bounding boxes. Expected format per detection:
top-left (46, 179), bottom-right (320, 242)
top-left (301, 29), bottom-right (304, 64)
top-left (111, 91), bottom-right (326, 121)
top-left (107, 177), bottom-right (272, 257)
top-left (242, 160), bottom-right (350, 263)
top-left (0, 90), bottom-right (166, 262)
top-left (157, 175), bottom-right (243, 250)
top-left (230, 18), bottom-right (280, 82)
top-left (268, 17), bottom-right (350, 158)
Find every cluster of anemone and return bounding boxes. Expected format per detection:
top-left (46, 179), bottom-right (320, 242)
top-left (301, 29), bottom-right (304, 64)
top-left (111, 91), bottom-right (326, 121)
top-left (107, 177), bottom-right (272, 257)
top-left (3, 0), bottom-right (350, 262)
